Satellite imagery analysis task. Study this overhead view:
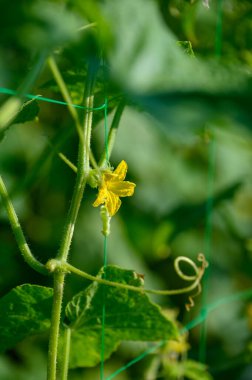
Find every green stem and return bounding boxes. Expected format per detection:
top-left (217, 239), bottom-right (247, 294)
top-left (45, 137), bottom-right (77, 173)
top-left (47, 272), bottom-right (65, 380)
top-left (57, 67), bottom-right (96, 263)
top-left (99, 100), bottom-right (125, 167)
top-left (61, 257), bottom-right (206, 296)
top-left (47, 56), bottom-right (83, 142)
top-left (46, 64), bottom-right (97, 380)
top-left (199, 133), bottom-right (216, 362)
top-left (0, 175), bottom-right (48, 275)
top-left (61, 327), bottom-right (71, 380)
top-left (47, 56), bottom-right (98, 169)
top-left (58, 152), bottom-right (77, 173)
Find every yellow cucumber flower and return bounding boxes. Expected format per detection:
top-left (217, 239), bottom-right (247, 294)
top-left (93, 160), bottom-right (136, 216)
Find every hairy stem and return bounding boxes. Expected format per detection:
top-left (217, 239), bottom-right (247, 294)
top-left (47, 272), bottom-right (65, 380)
top-left (0, 176), bottom-right (47, 275)
top-left (61, 327), bottom-right (71, 380)
top-left (57, 67), bottom-right (95, 262)
top-left (46, 64), bottom-right (97, 380)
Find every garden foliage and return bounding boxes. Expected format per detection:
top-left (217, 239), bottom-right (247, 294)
top-left (0, 0), bottom-right (252, 379)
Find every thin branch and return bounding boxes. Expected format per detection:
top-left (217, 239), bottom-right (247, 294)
top-left (47, 55), bottom-right (99, 169)
top-left (99, 99), bottom-right (125, 167)
top-left (0, 176), bottom-right (48, 275)
top-left (54, 254), bottom-right (208, 298)
top-left (47, 56), bottom-right (83, 142)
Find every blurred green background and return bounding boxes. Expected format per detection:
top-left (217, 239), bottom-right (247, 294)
top-left (0, 0), bottom-right (252, 379)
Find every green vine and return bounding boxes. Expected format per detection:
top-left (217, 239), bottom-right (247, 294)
top-left (0, 57), bottom-right (208, 380)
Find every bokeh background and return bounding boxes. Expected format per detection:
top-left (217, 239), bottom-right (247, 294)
top-left (0, 0), bottom-right (252, 379)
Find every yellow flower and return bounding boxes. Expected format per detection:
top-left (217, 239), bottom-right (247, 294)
top-left (93, 160), bottom-right (136, 216)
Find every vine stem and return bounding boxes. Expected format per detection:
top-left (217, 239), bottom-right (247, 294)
top-left (47, 272), bottom-right (65, 380)
top-left (61, 327), bottom-right (71, 380)
top-left (47, 55), bottom-right (98, 169)
top-left (47, 56), bottom-right (83, 141)
top-left (46, 64), bottom-right (97, 380)
top-left (99, 99), bottom-right (125, 168)
top-left (0, 176), bottom-right (47, 275)
top-left (46, 253), bottom-right (208, 298)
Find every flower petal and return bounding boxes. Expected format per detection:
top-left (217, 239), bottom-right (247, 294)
top-left (113, 160), bottom-right (128, 180)
top-left (103, 172), bottom-right (118, 182)
top-left (93, 186), bottom-right (107, 207)
top-left (108, 180), bottom-right (136, 197)
top-left (105, 191), bottom-right (121, 216)
top-left (93, 160), bottom-right (135, 217)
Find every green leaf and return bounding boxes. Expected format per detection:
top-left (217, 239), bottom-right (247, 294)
top-left (23, 2), bottom-right (83, 50)
top-left (65, 265), bottom-right (179, 368)
top-left (101, 0), bottom-right (252, 130)
top-left (0, 97), bottom-right (22, 141)
top-left (0, 284), bottom-right (53, 352)
top-left (40, 68), bottom-right (122, 126)
top-left (40, 71), bottom-right (86, 104)
top-left (0, 98), bottom-right (40, 142)
top-left (165, 359), bottom-right (213, 380)
top-left (177, 41), bottom-right (195, 57)
top-left (11, 98), bottom-right (40, 125)
top-left (102, 0), bottom-right (248, 94)
top-left (163, 181), bottom-right (242, 242)
top-left (0, 1), bottom-right (83, 55)
top-left (133, 90), bottom-right (252, 135)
